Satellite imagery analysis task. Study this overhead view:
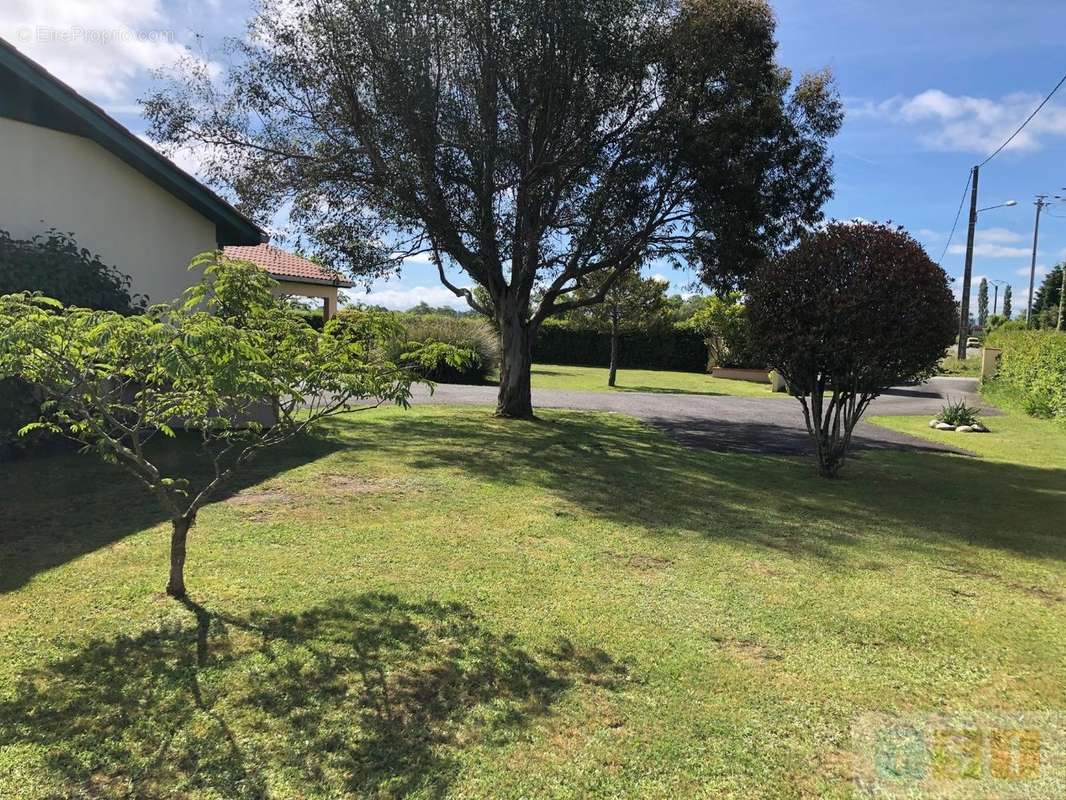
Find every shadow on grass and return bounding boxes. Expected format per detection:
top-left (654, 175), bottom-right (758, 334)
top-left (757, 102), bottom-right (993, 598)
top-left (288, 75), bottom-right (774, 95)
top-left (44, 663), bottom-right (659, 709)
top-left (0, 592), bottom-right (627, 798)
top-left (0, 432), bottom-right (341, 595)
top-left (321, 410), bottom-right (1066, 565)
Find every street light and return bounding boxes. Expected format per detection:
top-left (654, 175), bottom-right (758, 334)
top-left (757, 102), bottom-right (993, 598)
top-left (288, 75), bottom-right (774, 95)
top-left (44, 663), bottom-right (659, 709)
top-left (979, 200), bottom-right (1019, 212)
top-left (958, 161), bottom-right (1017, 359)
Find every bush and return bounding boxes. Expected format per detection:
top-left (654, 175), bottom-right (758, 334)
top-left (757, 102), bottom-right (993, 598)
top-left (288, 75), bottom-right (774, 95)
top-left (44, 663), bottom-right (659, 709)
top-left (983, 328), bottom-right (1066, 422)
top-left (683, 293), bottom-right (762, 368)
top-left (0, 230), bottom-right (145, 459)
top-left (395, 313), bottom-right (499, 384)
top-left (534, 322), bottom-right (707, 372)
top-left (0, 229), bottom-right (144, 313)
top-left (936, 398), bottom-right (982, 427)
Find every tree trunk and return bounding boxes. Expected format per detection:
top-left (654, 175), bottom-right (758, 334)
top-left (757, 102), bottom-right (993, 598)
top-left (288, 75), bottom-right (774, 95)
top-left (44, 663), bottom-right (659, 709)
top-left (496, 301), bottom-right (535, 419)
top-left (608, 318), bottom-right (619, 387)
top-left (166, 515), bottom-right (193, 599)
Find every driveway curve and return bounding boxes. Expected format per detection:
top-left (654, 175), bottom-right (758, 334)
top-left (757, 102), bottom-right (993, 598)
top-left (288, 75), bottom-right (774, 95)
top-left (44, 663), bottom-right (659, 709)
top-left (411, 376), bottom-right (994, 457)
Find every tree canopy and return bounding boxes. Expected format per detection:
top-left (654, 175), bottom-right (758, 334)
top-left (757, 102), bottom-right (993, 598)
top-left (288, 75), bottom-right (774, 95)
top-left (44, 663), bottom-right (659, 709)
top-left (0, 254), bottom-right (458, 597)
top-left (747, 222), bottom-right (957, 477)
top-left (1031, 264), bottom-right (1064, 330)
top-left (145, 0), bottom-right (842, 417)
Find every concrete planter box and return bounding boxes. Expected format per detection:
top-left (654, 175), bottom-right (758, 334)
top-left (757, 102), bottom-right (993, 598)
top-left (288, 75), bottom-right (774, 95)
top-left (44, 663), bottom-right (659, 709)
top-left (711, 367), bottom-right (771, 384)
top-left (981, 347), bottom-right (1002, 380)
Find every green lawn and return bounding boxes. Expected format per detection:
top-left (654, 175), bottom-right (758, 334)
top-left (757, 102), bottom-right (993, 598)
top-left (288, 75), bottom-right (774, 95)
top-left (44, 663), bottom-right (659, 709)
top-left (531, 363), bottom-right (778, 397)
top-left (871, 410), bottom-right (1066, 470)
top-left (937, 354), bottom-right (982, 377)
top-left (2, 406), bottom-right (1065, 798)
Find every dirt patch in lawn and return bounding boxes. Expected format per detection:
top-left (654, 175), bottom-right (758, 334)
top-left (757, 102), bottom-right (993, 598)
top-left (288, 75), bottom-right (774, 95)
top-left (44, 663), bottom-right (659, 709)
top-left (602, 550), bottom-right (673, 571)
top-left (319, 473), bottom-right (415, 495)
top-left (222, 485), bottom-right (300, 508)
top-left (938, 563), bottom-right (1063, 603)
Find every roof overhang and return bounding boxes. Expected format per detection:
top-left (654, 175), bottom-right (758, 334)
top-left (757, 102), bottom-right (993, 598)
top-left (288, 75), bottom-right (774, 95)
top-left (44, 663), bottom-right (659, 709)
top-left (271, 273), bottom-right (355, 288)
top-left (0, 36), bottom-right (265, 247)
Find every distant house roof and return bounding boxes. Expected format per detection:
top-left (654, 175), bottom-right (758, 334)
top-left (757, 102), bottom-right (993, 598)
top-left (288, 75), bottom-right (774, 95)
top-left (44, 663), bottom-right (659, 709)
top-left (0, 36), bottom-right (264, 247)
top-left (223, 244), bottom-right (354, 288)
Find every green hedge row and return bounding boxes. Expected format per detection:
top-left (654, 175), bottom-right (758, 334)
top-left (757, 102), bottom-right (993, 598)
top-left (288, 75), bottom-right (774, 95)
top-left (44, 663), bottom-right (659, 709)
top-left (533, 323), bottom-right (708, 372)
top-left (984, 329), bottom-right (1066, 422)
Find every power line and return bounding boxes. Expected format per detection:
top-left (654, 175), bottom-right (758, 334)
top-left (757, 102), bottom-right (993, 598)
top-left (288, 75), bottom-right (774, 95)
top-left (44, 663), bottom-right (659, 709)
top-left (938, 170), bottom-right (972, 264)
top-left (979, 70), bottom-right (1066, 167)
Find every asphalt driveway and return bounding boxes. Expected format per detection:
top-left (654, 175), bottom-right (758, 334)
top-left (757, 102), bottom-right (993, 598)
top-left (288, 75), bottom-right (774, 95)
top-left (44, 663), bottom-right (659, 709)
top-left (411, 377), bottom-right (994, 456)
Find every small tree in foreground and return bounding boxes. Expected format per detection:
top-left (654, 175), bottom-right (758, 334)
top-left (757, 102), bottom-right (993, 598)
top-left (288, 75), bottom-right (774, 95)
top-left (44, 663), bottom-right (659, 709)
top-left (747, 222), bottom-right (957, 477)
top-left (0, 254), bottom-right (459, 598)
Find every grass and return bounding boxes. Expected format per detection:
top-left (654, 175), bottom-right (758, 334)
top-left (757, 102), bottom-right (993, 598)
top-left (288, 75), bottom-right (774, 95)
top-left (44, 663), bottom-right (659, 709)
top-left (870, 409), bottom-right (1066, 470)
top-left (937, 354), bottom-right (982, 377)
top-left (530, 363), bottom-right (778, 397)
top-left (2, 406), bottom-right (1065, 798)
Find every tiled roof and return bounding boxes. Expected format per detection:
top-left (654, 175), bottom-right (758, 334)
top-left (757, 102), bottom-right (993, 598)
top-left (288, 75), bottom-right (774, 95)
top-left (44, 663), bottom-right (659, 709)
top-left (223, 244), bottom-right (353, 288)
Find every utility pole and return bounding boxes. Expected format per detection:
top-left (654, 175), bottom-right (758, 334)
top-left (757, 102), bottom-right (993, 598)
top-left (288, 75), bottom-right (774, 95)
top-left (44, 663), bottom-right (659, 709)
top-left (958, 165), bottom-right (980, 359)
top-left (1026, 196), bottom-right (1047, 327)
top-left (990, 279), bottom-right (1009, 317)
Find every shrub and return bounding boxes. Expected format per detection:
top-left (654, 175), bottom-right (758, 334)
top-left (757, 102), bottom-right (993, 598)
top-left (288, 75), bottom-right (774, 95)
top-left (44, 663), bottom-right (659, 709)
top-left (936, 398), bottom-right (982, 427)
top-left (0, 229), bottom-right (144, 313)
top-left (0, 230), bottom-right (146, 459)
top-left (395, 313), bottom-right (499, 384)
top-left (683, 293), bottom-right (762, 369)
top-left (983, 328), bottom-right (1066, 422)
top-left (748, 222), bottom-right (957, 477)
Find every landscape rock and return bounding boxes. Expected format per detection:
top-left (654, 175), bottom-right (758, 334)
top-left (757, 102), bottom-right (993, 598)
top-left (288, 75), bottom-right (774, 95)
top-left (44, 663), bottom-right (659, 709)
top-left (935, 422), bottom-right (956, 431)
top-left (956, 425), bottom-right (974, 433)
top-left (929, 419), bottom-right (939, 428)
top-left (971, 423), bottom-right (988, 433)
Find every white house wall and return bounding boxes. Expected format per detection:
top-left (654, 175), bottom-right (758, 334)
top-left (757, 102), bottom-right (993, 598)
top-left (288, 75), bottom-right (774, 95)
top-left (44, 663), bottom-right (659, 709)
top-left (0, 116), bottom-right (218, 305)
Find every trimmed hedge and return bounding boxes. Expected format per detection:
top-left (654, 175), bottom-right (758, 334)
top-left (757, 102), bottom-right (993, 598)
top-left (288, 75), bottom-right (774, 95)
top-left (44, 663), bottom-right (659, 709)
top-left (984, 329), bottom-right (1066, 422)
top-left (534, 323), bottom-right (707, 372)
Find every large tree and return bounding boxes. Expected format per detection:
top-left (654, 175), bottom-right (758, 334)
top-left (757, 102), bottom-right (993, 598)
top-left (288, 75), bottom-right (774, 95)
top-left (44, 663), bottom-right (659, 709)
top-left (145, 0), bottom-right (841, 418)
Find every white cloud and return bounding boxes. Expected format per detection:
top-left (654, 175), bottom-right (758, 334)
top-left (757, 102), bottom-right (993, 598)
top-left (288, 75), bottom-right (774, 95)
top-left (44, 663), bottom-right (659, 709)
top-left (1015, 264), bottom-right (1047, 277)
top-left (0, 0), bottom-right (191, 101)
top-left (344, 285), bottom-right (471, 311)
top-left (948, 243), bottom-right (1032, 259)
top-left (975, 227), bottom-right (1024, 244)
top-left (857, 89), bottom-right (1066, 154)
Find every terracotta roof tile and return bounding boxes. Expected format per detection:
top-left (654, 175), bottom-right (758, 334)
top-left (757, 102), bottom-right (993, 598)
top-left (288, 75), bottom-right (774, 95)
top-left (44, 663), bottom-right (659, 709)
top-left (223, 244), bottom-right (353, 287)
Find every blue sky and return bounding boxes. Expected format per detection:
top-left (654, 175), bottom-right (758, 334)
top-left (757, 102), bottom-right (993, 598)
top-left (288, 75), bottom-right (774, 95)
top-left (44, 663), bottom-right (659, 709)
top-left (4, 0), bottom-right (1066, 312)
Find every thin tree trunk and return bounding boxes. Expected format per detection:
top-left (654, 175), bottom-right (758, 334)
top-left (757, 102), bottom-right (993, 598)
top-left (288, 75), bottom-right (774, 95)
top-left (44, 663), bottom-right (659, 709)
top-left (166, 515), bottom-right (193, 599)
top-left (496, 300), bottom-right (535, 419)
top-left (608, 317), bottom-right (619, 387)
